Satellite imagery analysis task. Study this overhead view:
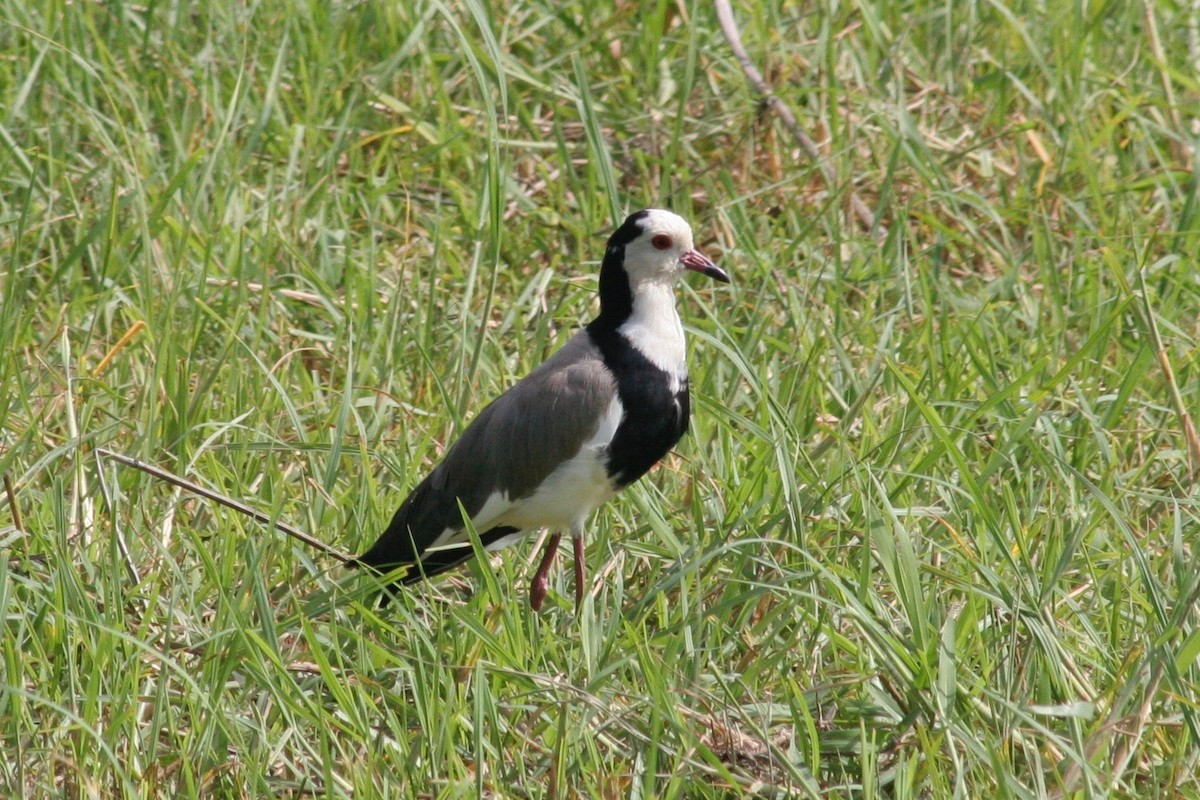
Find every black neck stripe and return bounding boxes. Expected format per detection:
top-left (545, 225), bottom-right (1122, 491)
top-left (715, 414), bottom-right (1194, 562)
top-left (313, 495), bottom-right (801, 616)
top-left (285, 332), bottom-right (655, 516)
top-left (596, 211), bottom-right (650, 324)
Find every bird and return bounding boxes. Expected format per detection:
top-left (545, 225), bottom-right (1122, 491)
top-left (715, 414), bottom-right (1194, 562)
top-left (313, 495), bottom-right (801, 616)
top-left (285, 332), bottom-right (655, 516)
top-left (357, 209), bottom-right (729, 610)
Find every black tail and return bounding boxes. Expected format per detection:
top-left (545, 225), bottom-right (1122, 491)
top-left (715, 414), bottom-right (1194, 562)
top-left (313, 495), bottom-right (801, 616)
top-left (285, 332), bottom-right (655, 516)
top-left (356, 515), bottom-right (522, 605)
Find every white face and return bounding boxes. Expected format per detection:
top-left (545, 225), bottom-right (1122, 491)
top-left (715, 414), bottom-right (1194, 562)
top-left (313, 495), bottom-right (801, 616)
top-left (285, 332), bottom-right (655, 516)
top-left (620, 209), bottom-right (697, 284)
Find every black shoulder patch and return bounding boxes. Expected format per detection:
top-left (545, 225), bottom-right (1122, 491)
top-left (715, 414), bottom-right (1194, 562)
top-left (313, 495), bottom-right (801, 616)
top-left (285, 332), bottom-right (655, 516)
top-left (596, 211), bottom-right (651, 323)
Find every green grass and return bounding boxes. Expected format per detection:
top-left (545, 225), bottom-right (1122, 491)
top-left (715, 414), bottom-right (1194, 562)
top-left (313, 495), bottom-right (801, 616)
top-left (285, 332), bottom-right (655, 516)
top-left (3, 0), bottom-right (1200, 796)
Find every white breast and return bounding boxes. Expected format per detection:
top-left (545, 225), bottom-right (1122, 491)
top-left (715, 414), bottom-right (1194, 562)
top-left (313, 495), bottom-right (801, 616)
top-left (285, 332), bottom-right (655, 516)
top-left (618, 282), bottom-right (688, 390)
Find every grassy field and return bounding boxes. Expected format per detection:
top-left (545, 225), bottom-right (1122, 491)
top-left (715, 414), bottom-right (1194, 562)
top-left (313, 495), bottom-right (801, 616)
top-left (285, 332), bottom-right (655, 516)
top-left (4, 0), bottom-right (1200, 796)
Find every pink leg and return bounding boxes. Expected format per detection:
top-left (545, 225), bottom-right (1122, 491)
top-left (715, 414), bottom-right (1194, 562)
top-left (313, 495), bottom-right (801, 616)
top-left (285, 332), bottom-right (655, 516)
top-left (573, 535), bottom-right (586, 609)
top-left (529, 532), bottom-right (562, 612)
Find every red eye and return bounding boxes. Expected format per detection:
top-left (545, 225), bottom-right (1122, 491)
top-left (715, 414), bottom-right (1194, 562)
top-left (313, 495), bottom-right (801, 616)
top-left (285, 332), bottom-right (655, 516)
top-left (651, 234), bottom-right (672, 250)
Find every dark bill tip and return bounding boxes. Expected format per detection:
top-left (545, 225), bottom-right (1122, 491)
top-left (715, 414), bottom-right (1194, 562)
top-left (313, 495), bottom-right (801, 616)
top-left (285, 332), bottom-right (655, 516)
top-left (680, 249), bottom-right (730, 283)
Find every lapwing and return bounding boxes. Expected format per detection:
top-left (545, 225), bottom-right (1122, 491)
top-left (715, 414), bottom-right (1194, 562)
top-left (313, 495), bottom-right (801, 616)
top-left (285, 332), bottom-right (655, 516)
top-left (358, 209), bottom-right (729, 610)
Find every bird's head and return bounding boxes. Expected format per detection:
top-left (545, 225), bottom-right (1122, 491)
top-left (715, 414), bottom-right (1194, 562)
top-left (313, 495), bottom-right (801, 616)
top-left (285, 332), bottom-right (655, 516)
top-left (607, 209), bottom-right (730, 288)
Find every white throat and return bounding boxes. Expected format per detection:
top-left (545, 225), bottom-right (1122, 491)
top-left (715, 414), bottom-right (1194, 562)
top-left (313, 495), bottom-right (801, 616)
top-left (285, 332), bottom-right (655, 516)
top-left (617, 280), bottom-right (687, 383)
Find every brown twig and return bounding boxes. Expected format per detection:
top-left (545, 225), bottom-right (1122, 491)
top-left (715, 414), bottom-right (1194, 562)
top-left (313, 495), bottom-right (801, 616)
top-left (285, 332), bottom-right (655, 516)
top-left (1141, 0), bottom-right (1190, 164)
top-left (1137, 270), bottom-right (1200, 480)
top-left (3, 473), bottom-right (22, 533)
top-left (713, 0), bottom-right (884, 240)
top-left (95, 448), bottom-right (360, 567)
top-left (203, 278), bottom-right (367, 311)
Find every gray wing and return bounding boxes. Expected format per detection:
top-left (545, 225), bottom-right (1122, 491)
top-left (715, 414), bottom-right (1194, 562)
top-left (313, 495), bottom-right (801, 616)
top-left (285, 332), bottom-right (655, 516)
top-left (358, 332), bottom-right (616, 574)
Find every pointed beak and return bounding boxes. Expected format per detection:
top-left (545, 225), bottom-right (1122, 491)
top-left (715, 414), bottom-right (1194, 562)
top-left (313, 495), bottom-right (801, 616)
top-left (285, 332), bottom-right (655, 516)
top-left (680, 249), bottom-right (730, 283)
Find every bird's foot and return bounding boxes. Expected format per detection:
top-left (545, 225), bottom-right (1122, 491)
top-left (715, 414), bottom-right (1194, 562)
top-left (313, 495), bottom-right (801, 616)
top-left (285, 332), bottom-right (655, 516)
top-left (572, 535), bottom-right (586, 611)
top-left (530, 576), bottom-right (548, 612)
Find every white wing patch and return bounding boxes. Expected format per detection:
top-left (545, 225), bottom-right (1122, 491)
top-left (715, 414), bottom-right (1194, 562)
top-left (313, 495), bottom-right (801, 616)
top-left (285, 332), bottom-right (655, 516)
top-left (420, 487), bottom-right (514, 554)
